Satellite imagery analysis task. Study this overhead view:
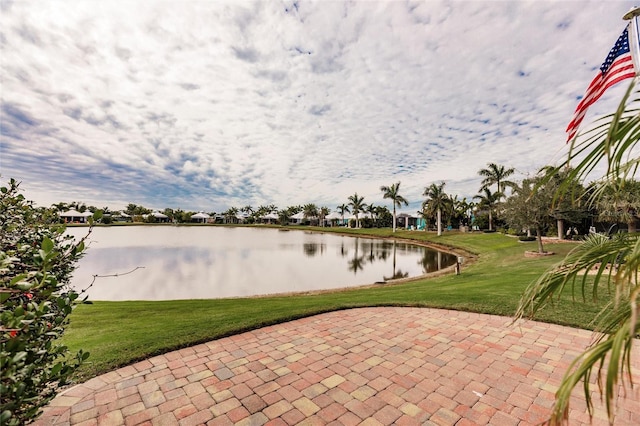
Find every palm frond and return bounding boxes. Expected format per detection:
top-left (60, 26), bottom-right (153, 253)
top-left (516, 231), bottom-right (639, 424)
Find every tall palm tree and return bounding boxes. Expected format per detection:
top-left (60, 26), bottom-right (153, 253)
top-left (336, 203), bottom-right (350, 227)
top-left (302, 203), bottom-right (318, 225)
top-left (347, 193), bottom-right (365, 228)
top-left (380, 181), bottom-right (409, 232)
top-left (473, 188), bottom-right (502, 231)
top-left (478, 162), bottom-right (516, 197)
top-left (363, 203), bottom-right (377, 227)
top-left (223, 207), bottom-right (238, 224)
top-left (516, 81), bottom-right (639, 424)
top-left (423, 182), bottom-right (450, 236)
top-left (319, 206), bottom-right (330, 227)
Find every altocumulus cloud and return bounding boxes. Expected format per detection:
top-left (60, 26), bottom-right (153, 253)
top-left (0, 0), bottom-right (637, 212)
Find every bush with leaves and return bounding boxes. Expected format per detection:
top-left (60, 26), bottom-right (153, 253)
top-left (0, 179), bottom-right (91, 425)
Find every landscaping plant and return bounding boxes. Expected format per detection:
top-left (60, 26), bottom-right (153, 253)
top-left (0, 179), bottom-right (90, 425)
top-left (516, 81), bottom-right (639, 424)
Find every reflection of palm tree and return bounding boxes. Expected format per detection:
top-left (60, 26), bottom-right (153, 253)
top-left (347, 237), bottom-right (365, 274)
top-left (384, 269), bottom-right (409, 281)
top-left (338, 240), bottom-right (348, 257)
top-left (303, 243), bottom-right (319, 257)
top-left (348, 256), bottom-right (366, 274)
top-left (383, 242), bottom-right (410, 280)
top-left (418, 250), bottom-right (438, 273)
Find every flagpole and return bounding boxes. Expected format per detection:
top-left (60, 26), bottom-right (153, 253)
top-left (623, 6), bottom-right (640, 76)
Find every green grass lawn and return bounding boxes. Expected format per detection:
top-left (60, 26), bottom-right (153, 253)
top-left (64, 228), bottom-right (610, 381)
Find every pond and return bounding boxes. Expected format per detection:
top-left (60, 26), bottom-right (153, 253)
top-left (65, 226), bottom-right (457, 301)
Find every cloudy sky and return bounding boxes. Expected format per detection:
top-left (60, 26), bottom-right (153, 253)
top-left (1, 0), bottom-right (637, 213)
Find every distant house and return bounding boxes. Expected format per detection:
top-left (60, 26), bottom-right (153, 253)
top-left (289, 212), bottom-right (305, 225)
top-left (59, 209), bottom-right (93, 224)
top-left (191, 212), bottom-right (210, 223)
top-left (113, 212), bottom-right (132, 222)
top-left (143, 211), bottom-right (170, 223)
top-left (260, 212), bottom-right (279, 224)
top-left (397, 212), bottom-right (422, 230)
top-left (325, 212), bottom-right (343, 227)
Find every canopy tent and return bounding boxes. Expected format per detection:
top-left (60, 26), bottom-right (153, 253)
top-left (191, 212), bottom-right (210, 223)
top-left (59, 209), bottom-right (93, 223)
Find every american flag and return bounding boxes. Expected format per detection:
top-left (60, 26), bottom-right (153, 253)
top-left (566, 25), bottom-right (637, 142)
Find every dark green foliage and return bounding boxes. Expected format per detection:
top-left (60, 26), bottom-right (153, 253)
top-left (0, 179), bottom-right (89, 425)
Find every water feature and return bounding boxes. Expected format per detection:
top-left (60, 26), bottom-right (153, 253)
top-left (65, 226), bottom-right (457, 301)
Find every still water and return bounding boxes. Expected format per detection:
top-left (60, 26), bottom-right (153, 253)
top-left (65, 226), bottom-right (457, 301)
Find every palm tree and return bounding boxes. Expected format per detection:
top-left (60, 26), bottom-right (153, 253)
top-left (380, 181), bottom-right (409, 232)
top-left (473, 188), bottom-right (502, 231)
top-left (336, 203), bottom-right (350, 227)
top-left (302, 203), bottom-right (318, 226)
top-left (478, 162), bottom-right (516, 197)
top-left (595, 179), bottom-right (639, 233)
top-left (516, 81), bottom-right (639, 424)
top-left (347, 193), bottom-right (365, 228)
top-left (319, 206), bottom-right (330, 227)
top-left (423, 182), bottom-right (450, 236)
top-left (223, 207), bottom-right (238, 224)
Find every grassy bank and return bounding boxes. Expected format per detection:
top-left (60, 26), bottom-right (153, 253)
top-left (64, 228), bottom-right (607, 380)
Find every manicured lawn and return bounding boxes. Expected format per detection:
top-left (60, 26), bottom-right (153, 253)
top-left (64, 228), bottom-right (608, 381)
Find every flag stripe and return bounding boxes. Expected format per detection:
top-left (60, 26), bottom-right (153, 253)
top-left (566, 54), bottom-right (635, 134)
top-left (566, 26), bottom-right (636, 142)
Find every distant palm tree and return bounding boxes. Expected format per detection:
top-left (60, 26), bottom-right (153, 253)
top-left (319, 206), bottom-right (330, 227)
top-left (478, 162), bottom-right (516, 197)
top-left (423, 182), bottom-right (450, 236)
top-left (595, 179), bottom-right (639, 233)
top-left (380, 181), bottom-right (409, 232)
top-left (473, 188), bottom-right (502, 231)
top-left (348, 193), bottom-right (365, 228)
top-left (223, 207), bottom-right (238, 224)
top-left (302, 203), bottom-right (318, 225)
top-left (336, 203), bottom-right (350, 227)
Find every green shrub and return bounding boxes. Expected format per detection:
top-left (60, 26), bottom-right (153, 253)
top-left (0, 179), bottom-right (89, 425)
top-left (518, 236), bottom-right (537, 242)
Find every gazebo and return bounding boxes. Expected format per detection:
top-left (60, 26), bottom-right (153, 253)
top-left (324, 212), bottom-right (343, 227)
top-left (191, 212), bottom-right (210, 223)
top-left (59, 209), bottom-right (93, 224)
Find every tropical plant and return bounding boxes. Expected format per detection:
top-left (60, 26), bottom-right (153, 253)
top-left (347, 193), bottom-right (365, 228)
top-left (595, 179), bottom-right (639, 233)
top-left (423, 182), bottom-right (450, 236)
top-left (336, 203), bottom-right (350, 227)
top-left (0, 179), bottom-right (90, 425)
top-left (478, 162), bottom-right (516, 197)
top-left (223, 207), bottom-right (238, 224)
top-left (503, 175), bottom-right (556, 253)
top-left (380, 181), bottom-right (409, 233)
top-left (302, 203), bottom-right (318, 226)
top-left (516, 80), bottom-right (640, 424)
top-left (473, 187), bottom-right (502, 231)
top-left (319, 206), bottom-right (330, 227)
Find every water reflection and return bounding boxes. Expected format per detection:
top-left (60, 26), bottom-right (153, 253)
top-left (65, 227), bottom-right (457, 301)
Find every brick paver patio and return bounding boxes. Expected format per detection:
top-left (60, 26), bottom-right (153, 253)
top-left (34, 307), bottom-right (640, 425)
